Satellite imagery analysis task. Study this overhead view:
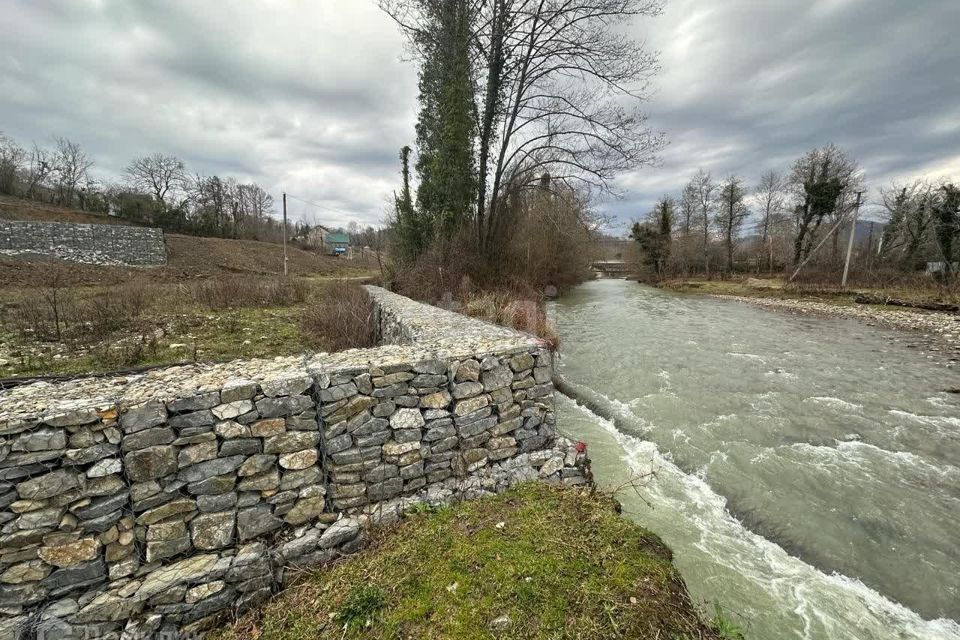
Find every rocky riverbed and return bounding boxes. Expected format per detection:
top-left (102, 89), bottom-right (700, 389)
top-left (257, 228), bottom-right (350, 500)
top-left (713, 295), bottom-right (960, 372)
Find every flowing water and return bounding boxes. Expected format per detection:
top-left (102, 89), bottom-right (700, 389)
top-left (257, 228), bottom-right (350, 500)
top-left (550, 279), bottom-right (960, 640)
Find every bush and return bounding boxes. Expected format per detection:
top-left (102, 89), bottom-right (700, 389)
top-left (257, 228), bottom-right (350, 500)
top-left (461, 289), bottom-right (560, 351)
top-left (191, 276), bottom-right (311, 310)
top-left (300, 281), bottom-right (376, 351)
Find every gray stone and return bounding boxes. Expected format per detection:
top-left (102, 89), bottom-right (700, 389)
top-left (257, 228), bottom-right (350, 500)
top-left (168, 391), bottom-right (221, 413)
top-left (72, 491), bottom-right (129, 520)
top-left (12, 427), bottom-right (66, 452)
top-left (177, 455), bottom-right (245, 483)
top-left (238, 454), bottom-right (277, 477)
top-left (325, 432), bottom-right (353, 454)
top-left (261, 375), bottom-right (313, 397)
top-left (367, 477), bottom-right (403, 501)
top-left (318, 518), bottom-right (361, 549)
top-left (192, 511), bottom-right (235, 549)
top-left (257, 395), bottom-right (315, 418)
top-left (264, 431), bottom-right (319, 454)
top-left (221, 380), bottom-right (259, 403)
top-left (452, 381), bottom-right (484, 399)
top-left (17, 469), bottom-right (80, 500)
top-left (188, 474), bottom-right (236, 495)
top-left (120, 401), bottom-right (167, 432)
top-left (237, 505), bottom-right (281, 541)
top-left (482, 366), bottom-right (513, 392)
top-left (390, 408), bottom-right (424, 430)
top-left (455, 359), bottom-right (481, 382)
top-left (177, 440), bottom-right (218, 467)
top-left (365, 463), bottom-right (398, 482)
top-left (198, 492), bottom-right (237, 512)
top-left (124, 446), bottom-right (178, 482)
top-left (167, 410), bottom-right (215, 429)
top-left (63, 443), bottom-right (118, 466)
top-left (219, 438), bottom-right (262, 457)
top-left (122, 427), bottom-right (175, 452)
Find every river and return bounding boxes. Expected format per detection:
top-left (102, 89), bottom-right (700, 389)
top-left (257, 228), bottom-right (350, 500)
top-left (550, 278), bottom-right (960, 640)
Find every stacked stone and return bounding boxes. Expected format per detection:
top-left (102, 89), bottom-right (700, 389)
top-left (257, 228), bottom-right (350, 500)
top-left (0, 285), bottom-right (586, 639)
top-left (321, 347), bottom-right (556, 512)
top-left (0, 372), bottom-right (350, 639)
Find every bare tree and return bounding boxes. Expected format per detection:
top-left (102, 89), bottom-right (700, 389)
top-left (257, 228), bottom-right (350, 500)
top-left (126, 153), bottom-right (186, 207)
top-left (716, 175), bottom-right (749, 272)
top-left (755, 170), bottom-right (787, 271)
top-left (26, 143), bottom-right (54, 199)
top-left (0, 132), bottom-right (25, 195)
top-left (52, 137), bottom-right (94, 208)
top-left (878, 180), bottom-right (933, 267)
top-left (686, 169), bottom-right (716, 274)
top-left (381, 0), bottom-right (666, 253)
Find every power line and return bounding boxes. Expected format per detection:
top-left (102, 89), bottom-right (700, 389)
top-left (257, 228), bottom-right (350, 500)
top-left (284, 193), bottom-right (356, 218)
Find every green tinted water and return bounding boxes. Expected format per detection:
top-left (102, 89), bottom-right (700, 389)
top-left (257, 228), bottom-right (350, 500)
top-left (551, 279), bottom-right (960, 640)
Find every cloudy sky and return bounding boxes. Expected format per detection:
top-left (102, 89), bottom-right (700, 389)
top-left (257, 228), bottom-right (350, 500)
top-left (2, 0), bottom-right (959, 234)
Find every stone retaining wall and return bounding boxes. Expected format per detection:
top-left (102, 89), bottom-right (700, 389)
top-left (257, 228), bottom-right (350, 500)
top-left (0, 287), bottom-right (583, 639)
top-left (0, 220), bottom-right (167, 266)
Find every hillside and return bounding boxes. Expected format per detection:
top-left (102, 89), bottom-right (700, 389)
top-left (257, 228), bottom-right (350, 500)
top-left (0, 195), bottom-right (376, 288)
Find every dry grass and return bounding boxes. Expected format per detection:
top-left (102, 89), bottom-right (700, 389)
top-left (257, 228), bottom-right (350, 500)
top-left (460, 290), bottom-right (560, 351)
top-left (190, 276), bottom-right (311, 310)
top-left (300, 281), bottom-right (377, 352)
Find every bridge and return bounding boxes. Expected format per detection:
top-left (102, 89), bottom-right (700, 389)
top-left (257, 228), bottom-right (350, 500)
top-left (591, 260), bottom-right (629, 276)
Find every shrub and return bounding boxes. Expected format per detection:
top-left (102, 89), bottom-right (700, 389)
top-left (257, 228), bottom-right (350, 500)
top-left (461, 289), bottom-right (560, 351)
top-left (191, 276), bottom-right (311, 310)
top-left (300, 281), bottom-right (376, 351)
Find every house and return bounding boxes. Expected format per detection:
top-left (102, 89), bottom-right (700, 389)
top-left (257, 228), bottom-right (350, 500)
top-left (303, 225), bottom-right (350, 256)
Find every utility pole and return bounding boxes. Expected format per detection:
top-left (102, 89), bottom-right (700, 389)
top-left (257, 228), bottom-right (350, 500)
top-left (841, 191), bottom-right (863, 288)
top-left (282, 192), bottom-right (289, 276)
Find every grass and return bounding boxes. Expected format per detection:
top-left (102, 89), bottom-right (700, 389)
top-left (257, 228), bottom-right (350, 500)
top-left (0, 276), bottom-right (376, 378)
top-left (214, 483), bottom-right (725, 640)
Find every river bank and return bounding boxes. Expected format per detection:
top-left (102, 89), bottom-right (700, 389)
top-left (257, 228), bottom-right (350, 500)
top-left (708, 294), bottom-right (960, 371)
top-left (656, 278), bottom-right (960, 371)
top-left (212, 483), bottom-right (731, 640)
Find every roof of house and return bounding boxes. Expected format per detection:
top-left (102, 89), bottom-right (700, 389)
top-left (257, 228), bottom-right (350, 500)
top-left (326, 232), bottom-right (349, 244)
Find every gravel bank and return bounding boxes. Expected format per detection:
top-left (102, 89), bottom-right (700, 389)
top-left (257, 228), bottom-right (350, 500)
top-left (713, 295), bottom-right (960, 371)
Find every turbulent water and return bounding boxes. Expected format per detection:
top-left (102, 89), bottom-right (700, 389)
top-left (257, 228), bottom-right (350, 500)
top-left (550, 279), bottom-right (960, 640)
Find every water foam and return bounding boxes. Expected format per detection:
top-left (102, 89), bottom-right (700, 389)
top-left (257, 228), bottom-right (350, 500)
top-left (560, 396), bottom-right (960, 640)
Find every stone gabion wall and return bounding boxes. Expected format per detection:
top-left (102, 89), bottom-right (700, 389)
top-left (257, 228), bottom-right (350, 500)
top-left (0, 287), bottom-right (585, 639)
top-left (0, 220), bottom-right (167, 266)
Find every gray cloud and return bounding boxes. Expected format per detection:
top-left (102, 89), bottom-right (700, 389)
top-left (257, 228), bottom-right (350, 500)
top-left (2, 0), bottom-right (958, 233)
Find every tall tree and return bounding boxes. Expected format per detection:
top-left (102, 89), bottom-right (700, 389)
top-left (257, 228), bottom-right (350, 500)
top-left (393, 145), bottom-right (427, 261)
top-left (412, 0), bottom-right (477, 240)
top-left (630, 196), bottom-right (673, 279)
top-left (932, 183), bottom-right (960, 278)
top-left (686, 169), bottom-right (716, 274)
top-left (382, 0), bottom-right (665, 254)
top-left (789, 144), bottom-right (860, 265)
top-left (0, 132), bottom-right (25, 196)
top-left (716, 175), bottom-right (749, 272)
top-left (126, 153), bottom-right (186, 207)
top-left (52, 137), bottom-right (93, 208)
top-left (755, 170), bottom-right (786, 271)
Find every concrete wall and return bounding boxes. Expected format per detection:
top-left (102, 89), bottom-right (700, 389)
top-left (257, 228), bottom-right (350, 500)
top-left (0, 287), bottom-right (584, 639)
top-left (0, 220), bottom-right (167, 267)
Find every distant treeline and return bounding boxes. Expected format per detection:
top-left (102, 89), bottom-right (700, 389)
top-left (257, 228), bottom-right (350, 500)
top-left (630, 143), bottom-right (960, 282)
top-left (0, 131), bottom-right (332, 245)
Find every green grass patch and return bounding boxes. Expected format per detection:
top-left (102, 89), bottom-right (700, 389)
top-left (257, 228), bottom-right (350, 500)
top-left (214, 483), bottom-right (724, 640)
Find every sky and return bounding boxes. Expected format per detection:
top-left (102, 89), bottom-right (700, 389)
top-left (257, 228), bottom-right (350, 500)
top-left (2, 0), bottom-right (959, 235)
